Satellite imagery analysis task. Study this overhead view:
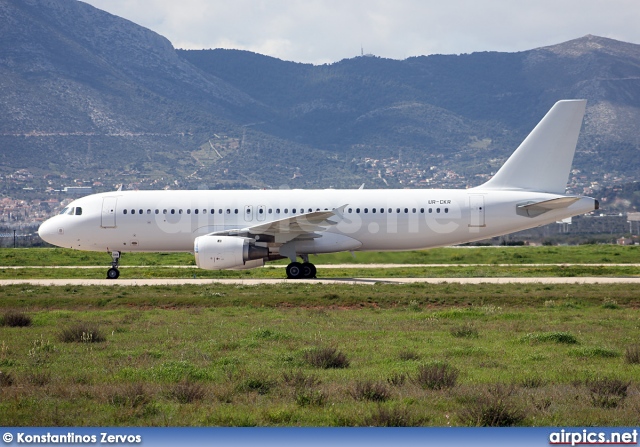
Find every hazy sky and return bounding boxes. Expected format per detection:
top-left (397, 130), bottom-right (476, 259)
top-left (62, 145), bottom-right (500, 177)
top-left (82, 0), bottom-right (640, 64)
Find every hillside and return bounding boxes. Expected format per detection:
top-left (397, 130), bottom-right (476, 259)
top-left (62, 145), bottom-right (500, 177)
top-left (1, 0), bottom-right (639, 200)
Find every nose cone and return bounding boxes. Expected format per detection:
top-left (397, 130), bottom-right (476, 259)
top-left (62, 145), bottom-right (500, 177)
top-left (38, 217), bottom-right (60, 246)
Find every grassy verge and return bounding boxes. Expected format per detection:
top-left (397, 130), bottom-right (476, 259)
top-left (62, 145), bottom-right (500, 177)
top-left (1, 283), bottom-right (640, 426)
top-left (1, 245), bottom-right (640, 267)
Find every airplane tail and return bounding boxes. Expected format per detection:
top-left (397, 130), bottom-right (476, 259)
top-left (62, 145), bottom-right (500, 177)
top-left (480, 99), bottom-right (587, 194)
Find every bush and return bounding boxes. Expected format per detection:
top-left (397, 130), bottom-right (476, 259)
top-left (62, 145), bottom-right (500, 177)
top-left (236, 376), bottom-right (274, 395)
top-left (387, 372), bottom-right (407, 387)
top-left (303, 347), bottom-right (349, 369)
top-left (295, 389), bottom-right (327, 407)
top-left (1, 311), bottom-right (32, 327)
top-left (108, 383), bottom-right (150, 408)
top-left (450, 323), bottom-right (479, 338)
top-left (624, 345), bottom-right (640, 364)
top-left (365, 405), bottom-right (424, 427)
top-left (458, 384), bottom-right (524, 427)
top-left (282, 370), bottom-right (321, 388)
top-left (0, 371), bottom-right (15, 387)
top-left (59, 324), bottom-right (106, 343)
top-left (349, 380), bottom-right (391, 402)
top-left (398, 350), bottom-right (420, 361)
top-left (169, 381), bottom-right (205, 404)
top-left (414, 362), bottom-right (459, 390)
top-left (588, 378), bottom-right (630, 409)
top-left (520, 332), bottom-right (578, 344)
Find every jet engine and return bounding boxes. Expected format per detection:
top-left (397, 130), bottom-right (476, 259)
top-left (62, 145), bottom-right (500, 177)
top-left (194, 236), bottom-right (269, 270)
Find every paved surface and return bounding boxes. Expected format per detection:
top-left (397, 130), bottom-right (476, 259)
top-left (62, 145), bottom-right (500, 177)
top-left (2, 263), bottom-right (640, 269)
top-left (2, 277), bottom-right (640, 286)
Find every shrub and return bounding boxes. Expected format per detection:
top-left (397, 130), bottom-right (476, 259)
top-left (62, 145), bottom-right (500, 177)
top-left (414, 362), bottom-right (459, 390)
top-left (282, 370), bottom-right (321, 388)
top-left (387, 372), bottom-right (407, 387)
top-left (26, 371), bottom-right (51, 386)
top-left (236, 376), bottom-right (274, 395)
top-left (108, 383), bottom-right (150, 408)
top-left (1, 311), bottom-right (32, 327)
top-left (520, 376), bottom-right (545, 388)
top-left (588, 378), bottom-right (630, 409)
top-left (624, 345), bottom-right (640, 364)
top-left (520, 331), bottom-right (578, 344)
top-left (365, 405), bottom-right (424, 427)
top-left (295, 389), bottom-right (327, 407)
top-left (398, 350), bottom-right (420, 361)
top-left (458, 384), bottom-right (524, 427)
top-left (0, 371), bottom-right (15, 387)
top-left (303, 347), bottom-right (349, 369)
top-left (59, 324), bottom-right (105, 343)
top-left (349, 380), bottom-right (391, 402)
top-left (450, 323), bottom-right (479, 338)
top-left (169, 381), bottom-right (205, 404)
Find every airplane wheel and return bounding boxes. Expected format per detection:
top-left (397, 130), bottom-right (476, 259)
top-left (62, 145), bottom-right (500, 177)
top-left (106, 267), bottom-right (120, 279)
top-left (302, 262), bottom-right (316, 279)
top-left (286, 262), bottom-right (303, 279)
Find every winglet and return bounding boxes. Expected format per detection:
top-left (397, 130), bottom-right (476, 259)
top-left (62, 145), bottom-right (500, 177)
top-left (481, 100), bottom-right (587, 194)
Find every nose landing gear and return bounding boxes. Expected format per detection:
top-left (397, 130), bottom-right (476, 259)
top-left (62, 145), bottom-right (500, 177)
top-left (106, 251), bottom-right (120, 279)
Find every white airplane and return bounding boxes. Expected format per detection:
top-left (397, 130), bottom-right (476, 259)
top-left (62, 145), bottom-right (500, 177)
top-left (38, 100), bottom-right (598, 279)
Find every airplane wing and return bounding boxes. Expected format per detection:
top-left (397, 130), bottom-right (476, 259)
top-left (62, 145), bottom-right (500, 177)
top-left (516, 197), bottom-right (581, 218)
top-left (209, 206), bottom-right (346, 244)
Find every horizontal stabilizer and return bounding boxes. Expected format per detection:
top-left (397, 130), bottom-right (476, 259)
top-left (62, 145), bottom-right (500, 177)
top-left (516, 197), bottom-right (581, 218)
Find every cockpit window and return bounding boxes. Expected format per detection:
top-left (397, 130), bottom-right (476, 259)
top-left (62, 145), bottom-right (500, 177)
top-left (68, 207), bottom-right (75, 215)
top-left (75, 207), bottom-right (82, 216)
top-left (59, 207), bottom-right (69, 215)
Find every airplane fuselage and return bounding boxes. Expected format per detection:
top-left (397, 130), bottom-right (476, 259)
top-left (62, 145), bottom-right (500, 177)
top-left (39, 188), bottom-right (596, 254)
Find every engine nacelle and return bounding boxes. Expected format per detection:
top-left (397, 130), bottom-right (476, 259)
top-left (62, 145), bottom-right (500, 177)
top-left (194, 236), bottom-right (269, 270)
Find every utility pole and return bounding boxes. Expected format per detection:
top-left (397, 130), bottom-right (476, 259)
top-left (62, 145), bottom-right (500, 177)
top-left (13, 229), bottom-right (16, 248)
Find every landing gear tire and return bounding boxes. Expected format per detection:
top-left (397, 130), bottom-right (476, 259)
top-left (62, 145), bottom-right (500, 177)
top-left (286, 262), bottom-right (303, 279)
top-left (302, 262), bottom-right (316, 279)
top-left (107, 251), bottom-right (121, 279)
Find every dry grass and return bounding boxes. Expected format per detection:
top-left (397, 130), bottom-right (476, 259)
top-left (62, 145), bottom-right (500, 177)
top-left (303, 347), bottom-right (350, 369)
top-left (414, 362), bottom-right (459, 390)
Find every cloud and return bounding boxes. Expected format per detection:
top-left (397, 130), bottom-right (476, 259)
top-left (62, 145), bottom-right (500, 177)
top-left (82, 0), bottom-right (640, 64)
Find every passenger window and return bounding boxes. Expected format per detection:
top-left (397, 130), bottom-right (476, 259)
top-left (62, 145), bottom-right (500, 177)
top-left (412, 208), bottom-right (416, 213)
top-left (155, 210), bottom-right (159, 214)
top-left (429, 208), bottom-right (432, 213)
top-left (268, 209), bottom-right (273, 214)
top-left (194, 209), bottom-right (199, 214)
top-left (171, 209), bottom-right (175, 214)
top-left (364, 208), bottom-right (368, 213)
top-left (292, 209), bottom-right (297, 213)
top-left (234, 209), bottom-right (238, 214)
top-left (163, 209), bottom-right (167, 214)
top-left (139, 209), bottom-right (143, 215)
top-left (356, 208), bottom-right (360, 213)
top-left (437, 208), bottom-right (441, 213)
top-left (445, 208), bottom-right (449, 213)
top-left (348, 208), bottom-right (353, 213)
top-left (372, 208), bottom-right (376, 213)
top-left (284, 208), bottom-right (289, 213)
top-left (420, 208), bottom-right (424, 213)
top-left (380, 208), bottom-right (384, 213)
top-left (404, 208), bottom-right (409, 213)
top-left (179, 209), bottom-right (183, 214)
top-left (187, 209), bottom-right (191, 214)
top-left (123, 209), bottom-right (127, 215)
top-left (396, 208), bottom-right (400, 213)
top-left (147, 209), bottom-right (151, 214)
top-left (308, 208), bottom-right (312, 213)
top-left (259, 209), bottom-right (263, 214)
top-left (388, 208), bottom-right (392, 213)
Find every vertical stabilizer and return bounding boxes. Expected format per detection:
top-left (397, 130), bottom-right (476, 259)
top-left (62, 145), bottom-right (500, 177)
top-left (481, 100), bottom-right (586, 194)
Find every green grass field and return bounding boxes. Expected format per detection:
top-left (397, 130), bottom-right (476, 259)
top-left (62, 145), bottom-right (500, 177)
top-left (1, 246), bottom-right (639, 279)
top-left (1, 282), bottom-right (640, 426)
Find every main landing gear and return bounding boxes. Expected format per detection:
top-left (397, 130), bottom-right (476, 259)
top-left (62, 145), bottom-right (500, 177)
top-left (106, 251), bottom-right (120, 279)
top-left (286, 255), bottom-right (317, 279)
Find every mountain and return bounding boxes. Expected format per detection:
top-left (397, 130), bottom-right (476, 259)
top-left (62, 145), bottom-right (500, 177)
top-left (1, 0), bottom-right (640, 199)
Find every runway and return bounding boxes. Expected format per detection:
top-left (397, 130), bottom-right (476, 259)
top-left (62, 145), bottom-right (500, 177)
top-left (2, 276), bottom-right (640, 286)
